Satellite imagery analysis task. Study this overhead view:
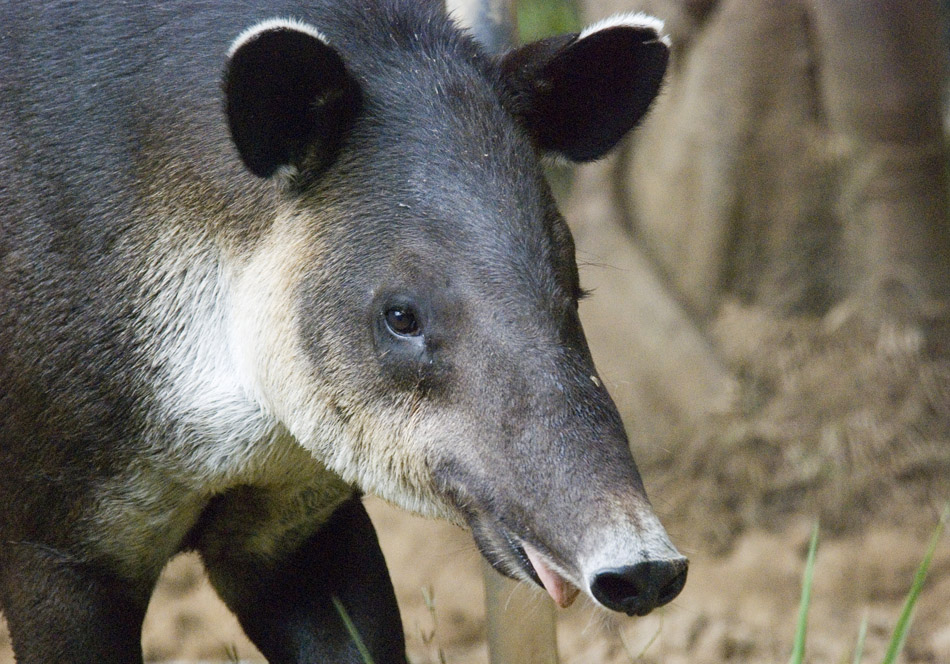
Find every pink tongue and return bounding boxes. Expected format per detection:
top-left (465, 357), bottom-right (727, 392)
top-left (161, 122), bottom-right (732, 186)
top-left (523, 543), bottom-right (580, 608)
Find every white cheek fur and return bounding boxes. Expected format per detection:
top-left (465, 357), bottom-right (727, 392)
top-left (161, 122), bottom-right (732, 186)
top-left (143, 243), bottom-right (277, 484)
top-left (223, 209), bottom-right (458, 521)
top-left (90, 232), bottom-right (294, 577)
top-left (91, 208), bottom-right (459, 578)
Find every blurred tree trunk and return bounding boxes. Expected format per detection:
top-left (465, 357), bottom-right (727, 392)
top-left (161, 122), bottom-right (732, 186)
top-left (581, 0), bottom-right (950, 327)
top-left (809, 0), bottom-right (950, 321)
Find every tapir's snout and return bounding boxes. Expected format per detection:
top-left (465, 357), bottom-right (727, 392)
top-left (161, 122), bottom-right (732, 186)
top-left (571, 507), bottom-right (688, 616)
top-left (590, 557), bottom-right (688, 616)
top-left (471, 518), bottom-right (688, 617)
top-left (512, 521), bottom-right (688, 617)
top-left (430, 332), bottom-right (689, 617)
top-left (450, 463), bottom-right (689, 617)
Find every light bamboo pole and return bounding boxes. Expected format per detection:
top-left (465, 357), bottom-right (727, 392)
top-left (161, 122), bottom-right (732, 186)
top-left (482, 559), bottom-right (559, 664)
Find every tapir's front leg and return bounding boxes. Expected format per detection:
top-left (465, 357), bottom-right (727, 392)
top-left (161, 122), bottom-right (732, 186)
top-left (199, 494), bottom-right (407, 664)
top-left (0, 541), bottom-right (148, 664)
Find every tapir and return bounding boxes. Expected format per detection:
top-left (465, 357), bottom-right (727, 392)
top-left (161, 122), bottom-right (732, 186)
top-left (0, 1), bottom-right (686, 662)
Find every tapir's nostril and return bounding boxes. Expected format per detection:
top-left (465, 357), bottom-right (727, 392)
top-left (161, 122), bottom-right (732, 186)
top-left (590, 558), bottom-right (688, 616)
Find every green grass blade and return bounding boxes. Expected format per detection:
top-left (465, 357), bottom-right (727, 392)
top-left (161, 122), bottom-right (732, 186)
top-left (332, 595), bottom-right (376, 664)
top-left (789, 522), bottom-right (820, 664)
top-left (851, 611), bottom-right (868, 664)
top-left (881, 503), bottom-right (949, 664)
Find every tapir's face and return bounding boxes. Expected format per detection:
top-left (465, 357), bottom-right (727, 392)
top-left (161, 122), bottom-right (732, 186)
top-left (225, 9), bottom-right (685, 616)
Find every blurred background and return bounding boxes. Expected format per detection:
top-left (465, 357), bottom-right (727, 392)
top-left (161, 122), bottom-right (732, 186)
top-left (2, 1), bottom-right (947, 662)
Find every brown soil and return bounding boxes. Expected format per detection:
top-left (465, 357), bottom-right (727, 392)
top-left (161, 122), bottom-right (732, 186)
top-left (2, 496), bottom-right (945, 664)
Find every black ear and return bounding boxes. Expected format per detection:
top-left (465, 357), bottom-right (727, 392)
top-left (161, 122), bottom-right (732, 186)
top-left (499, 14), bottom-right (669, 162)
top-left (224, 19), bottom-right (361, 178)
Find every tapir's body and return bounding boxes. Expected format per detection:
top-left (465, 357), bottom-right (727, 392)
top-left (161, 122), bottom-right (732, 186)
top-left (0, 2), bottom-right (685, 662)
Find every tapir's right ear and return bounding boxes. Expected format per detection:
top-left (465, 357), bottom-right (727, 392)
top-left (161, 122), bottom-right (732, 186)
top-left (499, 13), bottom-right (669, 162)
top-left (224, 19), bottom-right (361, 178)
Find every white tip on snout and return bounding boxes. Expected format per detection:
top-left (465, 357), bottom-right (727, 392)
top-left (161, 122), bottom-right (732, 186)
top-left (578, 509), bottom-right (681, 593)
top-left (228, 17), bottom-right (329, 58)
top-left (578, 12), bottom-right (671, 48)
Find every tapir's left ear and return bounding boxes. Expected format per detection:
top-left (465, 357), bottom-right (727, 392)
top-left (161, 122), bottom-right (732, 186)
top-left (224, 19), bottom-right (361, 178)
top-left (499, 13), bottom-right (669, 162)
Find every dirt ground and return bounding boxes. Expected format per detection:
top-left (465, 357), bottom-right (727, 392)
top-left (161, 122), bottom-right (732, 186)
top-left (1, 161), bottom-right (948, 663)
top-left (1, 498), bottom-right (945, 664)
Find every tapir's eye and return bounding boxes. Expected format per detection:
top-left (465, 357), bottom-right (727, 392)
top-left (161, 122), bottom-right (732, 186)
top-left (384, 306), bottom-right (421, 337)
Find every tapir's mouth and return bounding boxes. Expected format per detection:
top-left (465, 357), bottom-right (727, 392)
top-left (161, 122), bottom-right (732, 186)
top-left (500, 530), bottom-right (542, 584)
top-left (474, 519), bottom-right (582, 608)
top-left (520, 540), bottom-right (582, 608)
top-left (436, 470), bottom-right (584, 607)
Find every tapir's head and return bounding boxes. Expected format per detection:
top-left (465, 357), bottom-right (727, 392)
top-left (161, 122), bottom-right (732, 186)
top-left (223, 2), bottom-right (685, 616)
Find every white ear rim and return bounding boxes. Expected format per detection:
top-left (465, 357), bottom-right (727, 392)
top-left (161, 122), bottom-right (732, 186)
top-left (578, 12), bottom-right (671, 48)
top-left (227, 17), bottom-right (329, 58)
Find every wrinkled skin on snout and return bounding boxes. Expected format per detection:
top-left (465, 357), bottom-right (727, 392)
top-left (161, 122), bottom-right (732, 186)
top-left (226, 8), bottom-right (687, 616)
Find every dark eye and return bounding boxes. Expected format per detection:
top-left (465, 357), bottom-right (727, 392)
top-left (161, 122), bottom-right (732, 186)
top-left (384, 306), bottom-right (421, 337)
